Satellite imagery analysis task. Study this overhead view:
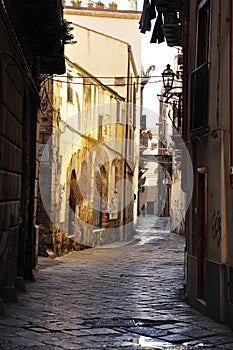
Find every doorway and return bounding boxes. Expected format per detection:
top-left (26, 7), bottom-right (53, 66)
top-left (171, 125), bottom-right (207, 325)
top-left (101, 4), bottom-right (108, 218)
top-left (197, 167), bottom-right (208, 300)
top-left (68, 169), bottom-right (77, 236)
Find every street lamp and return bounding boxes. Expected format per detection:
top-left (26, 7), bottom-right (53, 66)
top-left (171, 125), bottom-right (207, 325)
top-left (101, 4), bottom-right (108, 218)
top-left (160, 64), bottom-right (183, 131)
top-left (162, 64), bottom-right (175, 93)
top-left (157, 64), bottom-right (182, 103)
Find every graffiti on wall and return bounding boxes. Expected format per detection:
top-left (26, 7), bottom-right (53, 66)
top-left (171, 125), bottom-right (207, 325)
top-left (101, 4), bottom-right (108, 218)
top-left (211, 209), bottom-right (221, 246)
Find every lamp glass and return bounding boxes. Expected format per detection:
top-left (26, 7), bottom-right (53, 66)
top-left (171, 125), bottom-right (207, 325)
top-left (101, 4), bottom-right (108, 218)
top-left (162, 64), bottom-right (175, 90)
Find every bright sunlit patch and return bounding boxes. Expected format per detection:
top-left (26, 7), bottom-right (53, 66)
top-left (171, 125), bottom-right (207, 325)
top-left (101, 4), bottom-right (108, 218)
top-left (128, 336), bottom-right (177, 348)
top-left (127, 337), bottom-right (206, 349)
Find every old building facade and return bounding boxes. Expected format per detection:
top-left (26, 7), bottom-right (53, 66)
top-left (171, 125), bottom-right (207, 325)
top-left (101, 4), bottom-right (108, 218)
top-left (37, 7), bottom-right (141, 254)
top-left (157, 53), bottom-right (186, 234)
top-left (153, 0), bottom-right (233, 328)
top-left (0, 0), bottom-right (65, 313)
top-left (185, 0), bottom-right (233, 328)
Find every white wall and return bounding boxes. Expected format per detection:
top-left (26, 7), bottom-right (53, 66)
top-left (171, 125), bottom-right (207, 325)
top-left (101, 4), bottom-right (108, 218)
top-left (64, 8), bottom-right (141, 73)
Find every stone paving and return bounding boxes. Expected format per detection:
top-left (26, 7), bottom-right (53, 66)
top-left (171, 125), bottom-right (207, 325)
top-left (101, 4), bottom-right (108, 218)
top-left (0, 216), bottom-right (233, 349)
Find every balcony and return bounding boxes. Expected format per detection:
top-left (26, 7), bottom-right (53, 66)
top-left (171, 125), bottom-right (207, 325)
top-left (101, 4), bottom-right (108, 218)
top-left (154, 0), bottom-right (183, 47)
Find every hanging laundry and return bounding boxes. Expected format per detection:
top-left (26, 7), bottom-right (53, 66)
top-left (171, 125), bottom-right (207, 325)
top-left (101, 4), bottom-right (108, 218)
top-left (150, 11), bottom-right (165, 44)
top-left (139, 0), bottom-right (156, 34)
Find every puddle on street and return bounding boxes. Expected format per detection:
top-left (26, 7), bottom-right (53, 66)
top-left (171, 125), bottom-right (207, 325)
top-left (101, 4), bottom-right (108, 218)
top-left (125, 336), bottom-right (204, 349)
top-left (128, 337), bottom-right (177, 348)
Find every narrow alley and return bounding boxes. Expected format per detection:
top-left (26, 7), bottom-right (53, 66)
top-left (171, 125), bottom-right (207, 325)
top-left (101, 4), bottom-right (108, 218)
top-left (0, 216), bottom-right (233, 349)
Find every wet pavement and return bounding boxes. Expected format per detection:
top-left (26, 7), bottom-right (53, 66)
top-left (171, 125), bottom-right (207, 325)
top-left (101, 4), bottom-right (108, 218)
top-left (1, 216), bottom-right (233, 349)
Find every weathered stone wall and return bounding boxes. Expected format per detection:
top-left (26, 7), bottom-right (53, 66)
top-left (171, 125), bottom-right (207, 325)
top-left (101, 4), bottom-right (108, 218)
top-left (38, 222), bottom-right (88, 258)
top-left (0, 8), bottom-right (38, 308)
top-left (36, 81), bottom-right (92, 256)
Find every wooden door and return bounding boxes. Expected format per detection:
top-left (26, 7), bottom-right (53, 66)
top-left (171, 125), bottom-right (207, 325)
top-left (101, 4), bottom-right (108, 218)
top-left (197, 168), bottom-right (208, 300)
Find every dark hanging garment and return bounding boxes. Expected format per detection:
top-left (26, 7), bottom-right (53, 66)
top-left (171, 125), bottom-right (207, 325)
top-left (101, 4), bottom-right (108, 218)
top-left (150, 11), bottom-right (165, 44)
top-left (150, 0), bottom-right (156, 21)
top-left (139, 0), bottom-right (151, 33)
top-left (139, 0), bottom-right (156, 34)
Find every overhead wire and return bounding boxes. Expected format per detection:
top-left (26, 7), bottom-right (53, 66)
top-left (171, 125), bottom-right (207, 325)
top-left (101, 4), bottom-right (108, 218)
top-left (51, 78), bottom-right (164, 87)
top-left (53, 74), bottom-right (165, 79)
top-left (57, 118), bottom-right (137, 172)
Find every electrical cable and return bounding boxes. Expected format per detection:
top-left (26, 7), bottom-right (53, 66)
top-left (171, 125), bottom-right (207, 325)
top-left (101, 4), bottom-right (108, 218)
top-left (53, 74), bottom-right (165, 79)
top-left (51, 78), bottom-right (164, 86)
top-left (58, 118), bottom-right (136, 172)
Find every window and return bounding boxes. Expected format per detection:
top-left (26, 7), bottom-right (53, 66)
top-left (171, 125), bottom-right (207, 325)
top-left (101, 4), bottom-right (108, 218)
top-left (151, 142), bottom-right (157, 150)
top-left (196, 0), bottom-right (210, 67)
top-left (115, 77), bottom-right (125, 86)
top-left (83, 78), bottom-right (92, 131)
top-left (133, 82), bottom-right (137, 129)
top-left (128, 76), bottom-right (133, 125)
top-left (67, 74), bottom-right (73, 103)
top-left (98, 114), bottom-right (103, 139)
top-left (190, 0), bottom-right (210, 132)
top-left (116, 100), bottom-right (121, 123)
top-left (190, 63), bottom-right (208, 131)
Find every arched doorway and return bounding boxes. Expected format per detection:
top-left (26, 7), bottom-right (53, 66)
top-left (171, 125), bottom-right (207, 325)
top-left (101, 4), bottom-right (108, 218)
top-left (69, 170), bottom-right (77, 212)
top-left (93, 165), bottom-right (108, 228)
top-left (68, 169), bottom-right (76, 236)
top-left (68, 169), bottom-right (83, 236)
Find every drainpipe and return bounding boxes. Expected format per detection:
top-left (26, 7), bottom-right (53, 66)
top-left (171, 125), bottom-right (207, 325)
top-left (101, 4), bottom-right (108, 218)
top-left (123, 45), bottom-right (131, 230)
top-left (25, 92), bottom-right (38, 280)
top-left (182, 0), bottom-right (189, 300)
top-left (181, 0), bottom-right (189, 194)
top-left (182, 0), bottom-right (189, 142)
top-left (230, 0), bottom-right (233, 188)
top-left (24, 57), bottom-right (41, 280)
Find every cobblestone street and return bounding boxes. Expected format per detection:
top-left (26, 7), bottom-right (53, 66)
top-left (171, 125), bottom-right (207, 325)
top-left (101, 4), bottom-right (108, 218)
top-left (0, 216), bottom-right (233, 349)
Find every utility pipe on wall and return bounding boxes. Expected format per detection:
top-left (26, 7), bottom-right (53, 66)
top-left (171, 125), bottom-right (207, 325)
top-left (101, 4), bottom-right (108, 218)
top-left (231, 0), bottom-right (233, 188)
top-left (181, 0), bottom-right (189, 193)
top-left (123, 45), bottom-right (131, 228)
top-left (182, 0), bottom-right (189, 142)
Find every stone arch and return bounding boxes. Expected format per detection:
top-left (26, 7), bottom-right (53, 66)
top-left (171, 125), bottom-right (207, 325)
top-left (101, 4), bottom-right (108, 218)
top-left (78, 160), bottom-right (89, 223)
top-left (111, 159), bottom-right (121, 193)
top-left (69, 169), bottom-right (77, 214)
top-left (93, 164), bottom-right (108, 228)
top-left (79, 160), bottom-right (88, 201)
top-left (99, 165), bottom-right (108, 202)
top-left (68, 169), bottom-right (77, 236)
top-left (68, 167), bottom-right (83, 210)
top-left (68, 165), bottom-right (84, 235)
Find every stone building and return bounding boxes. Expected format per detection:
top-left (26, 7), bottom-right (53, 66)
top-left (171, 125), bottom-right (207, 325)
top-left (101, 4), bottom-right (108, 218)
top-left (157, 53), bottom-right (186, 234)
top-left (37, 14), bottom-right (141, 254)
top-left (0, 0), bottom-right (65, 313)
top-left (153, 0), bottom-right (233, 328)
top-left (185, 0), bottom-right (233, 328)
top-left (65, 2), bottom-right (142, 221)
